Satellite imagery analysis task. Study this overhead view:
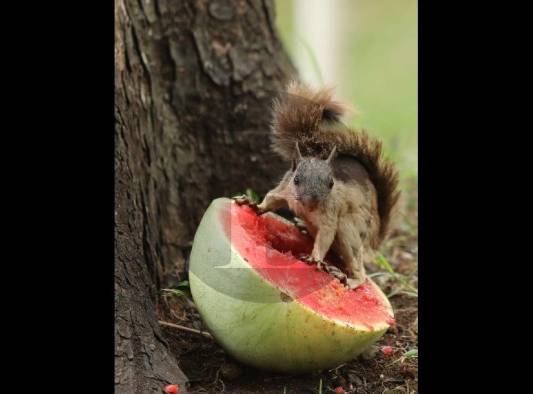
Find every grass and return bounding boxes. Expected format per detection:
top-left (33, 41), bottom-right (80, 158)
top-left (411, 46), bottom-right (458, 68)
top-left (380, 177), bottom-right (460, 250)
top-left (161, 280), bottom-right (191, 298)
top-left (375, 252), bottom-right (395, 274)
top-left (391, 348), bottom-right (418, 365)
top-left (373, 253), bottom-right (418, 298)
top-left (245, 188), bottom-right (260, 203)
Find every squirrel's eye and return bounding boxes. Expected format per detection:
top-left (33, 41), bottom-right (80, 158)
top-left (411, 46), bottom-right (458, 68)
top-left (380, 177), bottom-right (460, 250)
top-left (294, 176), bottom-right (300, 185)
top-left (329, 180), bottom-right (334, 188)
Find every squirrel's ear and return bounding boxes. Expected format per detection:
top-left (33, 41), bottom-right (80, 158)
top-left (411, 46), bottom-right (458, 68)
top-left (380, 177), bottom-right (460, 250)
top-left (292, 142), bottom-right (303, 170)
top-left (295, 141), bottom-right (303, 160)
top-left (326, 145), bottom-right (337, 164)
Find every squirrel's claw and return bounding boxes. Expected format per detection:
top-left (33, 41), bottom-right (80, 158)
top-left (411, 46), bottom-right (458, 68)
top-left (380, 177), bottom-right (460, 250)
top-left (298, 254), bottom-right (326, 271)
top-left (298, 253), bottom-right (314, 264)
top-left (326, 265), bottom-right (349, 286)
top-left (299, 254), bottom-right (363, 289)
top-left (232, 194), bottom-right (253, 204)
top-left (292, 217), bottom-right (308, 235)
top-left (232, 195), bottom-right (263, 214)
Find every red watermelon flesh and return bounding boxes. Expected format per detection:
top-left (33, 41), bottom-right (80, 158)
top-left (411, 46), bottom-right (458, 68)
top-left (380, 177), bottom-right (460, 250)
top-left (220, 203), bottom-right (395, 330)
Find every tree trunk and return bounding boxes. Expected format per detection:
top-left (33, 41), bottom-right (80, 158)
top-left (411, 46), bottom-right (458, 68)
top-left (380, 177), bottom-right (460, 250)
top-left (114, 0), bottom-right (295, 392)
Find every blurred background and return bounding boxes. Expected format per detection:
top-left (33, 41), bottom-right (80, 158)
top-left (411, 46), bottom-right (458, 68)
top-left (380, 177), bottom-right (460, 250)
top-left (275, 0), bottom-right (417, 183)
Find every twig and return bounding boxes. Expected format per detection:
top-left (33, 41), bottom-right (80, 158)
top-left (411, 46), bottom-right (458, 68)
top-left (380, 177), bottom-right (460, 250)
top-left (158, 320), bottom-right (214, 340)
top-left (213, 367), bottom-right (226, 393)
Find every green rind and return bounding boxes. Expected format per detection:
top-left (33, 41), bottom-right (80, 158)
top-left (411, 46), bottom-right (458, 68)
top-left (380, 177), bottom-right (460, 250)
top-left (189, 198), bottom-right (391, 373)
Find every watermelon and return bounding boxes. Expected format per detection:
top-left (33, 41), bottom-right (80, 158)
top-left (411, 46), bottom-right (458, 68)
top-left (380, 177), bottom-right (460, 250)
top-left (188, 198), bottom-right (394, 373)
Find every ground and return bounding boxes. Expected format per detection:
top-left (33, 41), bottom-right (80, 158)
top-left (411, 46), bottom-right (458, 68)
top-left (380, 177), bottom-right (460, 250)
top-left (158, 181), bottom-right (418, 394)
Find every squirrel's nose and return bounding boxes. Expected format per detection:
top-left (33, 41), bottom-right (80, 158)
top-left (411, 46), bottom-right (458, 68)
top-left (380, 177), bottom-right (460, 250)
top-left (310, 193), bottom-right (319, 202)
top-left (302, 194), bottom-right (319, 209)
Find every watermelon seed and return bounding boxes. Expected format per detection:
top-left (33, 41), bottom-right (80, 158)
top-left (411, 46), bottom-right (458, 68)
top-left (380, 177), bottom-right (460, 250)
top-left (279, 292), bottom-right (292, 302)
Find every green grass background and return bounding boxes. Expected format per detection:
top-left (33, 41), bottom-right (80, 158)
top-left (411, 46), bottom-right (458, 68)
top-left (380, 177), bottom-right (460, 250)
top-left (275, 0), bottom-right (417, 182)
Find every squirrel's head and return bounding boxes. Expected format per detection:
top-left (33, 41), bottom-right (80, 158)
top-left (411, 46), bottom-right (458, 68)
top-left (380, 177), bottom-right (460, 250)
top-left (290, 143), bottom-right (337, 211)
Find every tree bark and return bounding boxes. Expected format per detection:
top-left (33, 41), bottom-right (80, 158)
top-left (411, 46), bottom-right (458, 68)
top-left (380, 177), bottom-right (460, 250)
top-left (115, 0), bottom-right (295, 392)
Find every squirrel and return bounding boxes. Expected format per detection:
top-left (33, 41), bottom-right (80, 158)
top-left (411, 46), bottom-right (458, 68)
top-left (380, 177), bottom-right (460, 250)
top-left (235, 82), bottom-right (401, 288)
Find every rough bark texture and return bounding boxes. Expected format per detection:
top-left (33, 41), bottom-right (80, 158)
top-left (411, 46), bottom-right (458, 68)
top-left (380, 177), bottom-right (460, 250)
top-left (115, 0), bottom-right (296, 392)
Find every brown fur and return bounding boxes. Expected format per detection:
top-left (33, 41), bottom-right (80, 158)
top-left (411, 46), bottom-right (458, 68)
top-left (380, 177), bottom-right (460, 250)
top-left (270, 82), bottom-right (401, 245)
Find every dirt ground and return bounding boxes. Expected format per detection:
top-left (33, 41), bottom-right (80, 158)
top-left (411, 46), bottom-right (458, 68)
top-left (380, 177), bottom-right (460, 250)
top-left (158, 181), bottom-right (418, 394)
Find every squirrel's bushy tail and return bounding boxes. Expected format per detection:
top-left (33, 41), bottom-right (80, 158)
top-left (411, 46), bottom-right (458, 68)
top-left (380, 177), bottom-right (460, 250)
top-left (271, 81), bottom-right (401, 243)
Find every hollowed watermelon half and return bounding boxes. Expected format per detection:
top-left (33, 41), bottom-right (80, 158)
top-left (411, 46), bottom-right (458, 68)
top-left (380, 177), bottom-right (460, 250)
top-left (188, 198), bottom-right (394, 373)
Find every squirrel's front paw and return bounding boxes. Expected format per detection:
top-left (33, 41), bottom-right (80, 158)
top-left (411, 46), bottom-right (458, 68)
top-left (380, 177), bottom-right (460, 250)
top-left (325, 265), bottom-right (349, 286)
top-left (232, 195), bottom-right (263, 213)
top-left (299, 254), bottom-right (350, 286)
top-left (298, 254), bottom-right (326, 270)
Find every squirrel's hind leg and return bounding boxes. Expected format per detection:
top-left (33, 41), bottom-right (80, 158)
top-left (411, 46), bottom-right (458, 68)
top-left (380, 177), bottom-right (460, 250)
top-left (346, 247), bottom-right (367, 289)
top-left (335, 227), bottom-right (367, 289)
